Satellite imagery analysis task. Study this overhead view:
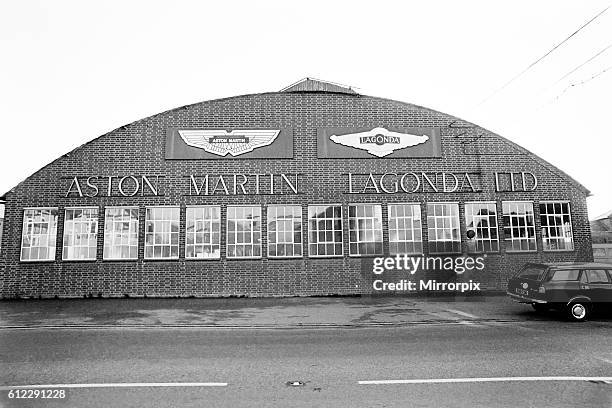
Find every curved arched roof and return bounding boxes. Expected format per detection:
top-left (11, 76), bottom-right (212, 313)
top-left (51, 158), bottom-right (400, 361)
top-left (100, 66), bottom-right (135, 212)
top-left (2, 79), bottom-right (590, 198)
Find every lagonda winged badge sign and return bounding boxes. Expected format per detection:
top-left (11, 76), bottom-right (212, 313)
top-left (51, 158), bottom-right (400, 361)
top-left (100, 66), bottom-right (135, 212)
top-left (329, 127), bottom-right (429, 157)
top-left (318, 127), bottom-right (441, 158)
top-left (166, 128), bottom-right (293, 159)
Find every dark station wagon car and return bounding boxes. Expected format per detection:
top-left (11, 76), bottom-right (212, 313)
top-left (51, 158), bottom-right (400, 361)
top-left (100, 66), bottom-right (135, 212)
top-left (507, 262), bottom-right (612, 321)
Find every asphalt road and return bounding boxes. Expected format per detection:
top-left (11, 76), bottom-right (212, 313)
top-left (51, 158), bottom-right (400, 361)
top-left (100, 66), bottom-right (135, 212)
top-left (1, 320), bottom-right (611, 407)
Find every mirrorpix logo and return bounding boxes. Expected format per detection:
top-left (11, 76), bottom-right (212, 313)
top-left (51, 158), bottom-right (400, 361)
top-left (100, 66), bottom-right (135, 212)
top-left (329, 127), bottom-right (429, 157)
top-left (178, 129), bottom-right (280, 156)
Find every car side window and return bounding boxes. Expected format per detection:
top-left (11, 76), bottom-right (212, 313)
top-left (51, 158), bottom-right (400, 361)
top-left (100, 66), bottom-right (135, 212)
top-left (550, 270), bottom-right (580, 281)
top-left (580, 271), bottom-right (588, 283)
top-left (585, 270), bottom-right (611, 284)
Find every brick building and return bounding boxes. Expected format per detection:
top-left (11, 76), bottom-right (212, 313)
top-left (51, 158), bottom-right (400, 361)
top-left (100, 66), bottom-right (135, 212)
top-left (0, 79), bottom-right (593, 299)
top-left (0, 202), bottom-right (3, 256)
top-left (591, 210), bottom-right (612, 263)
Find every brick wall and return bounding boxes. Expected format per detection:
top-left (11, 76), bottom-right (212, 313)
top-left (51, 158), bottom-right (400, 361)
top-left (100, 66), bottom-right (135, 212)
top-left (0, 92), bottom-right (593, 298)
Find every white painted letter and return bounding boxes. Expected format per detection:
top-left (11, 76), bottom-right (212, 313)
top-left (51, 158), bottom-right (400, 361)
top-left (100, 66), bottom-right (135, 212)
top-left (66, 177), bottom-right (83, 197)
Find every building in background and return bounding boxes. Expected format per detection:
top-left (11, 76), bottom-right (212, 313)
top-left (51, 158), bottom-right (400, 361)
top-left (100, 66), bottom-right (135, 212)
top-left (591, 210), bottom-right (612, 263)
top-left (0, 201), bottom-right (4, 255)
top-left (0, 79), bottom-right (594, 299)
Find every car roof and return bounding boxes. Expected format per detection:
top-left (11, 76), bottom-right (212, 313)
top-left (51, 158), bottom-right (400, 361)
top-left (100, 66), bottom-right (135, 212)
top-left (526, 262), bottom-right (612, 270)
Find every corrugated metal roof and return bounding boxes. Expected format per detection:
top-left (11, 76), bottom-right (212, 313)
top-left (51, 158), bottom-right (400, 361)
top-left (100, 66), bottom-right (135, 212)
top-left (280, 77), bottom-right (358, 95)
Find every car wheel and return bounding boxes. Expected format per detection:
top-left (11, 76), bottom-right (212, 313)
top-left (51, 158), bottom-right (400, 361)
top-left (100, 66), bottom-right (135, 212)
top-left (566, 302), bottom-right (589, 322)
top-left (532, 304), bottom-right (547, 312)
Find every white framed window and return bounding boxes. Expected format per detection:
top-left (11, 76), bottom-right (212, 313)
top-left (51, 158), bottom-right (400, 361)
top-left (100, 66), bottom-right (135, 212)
top-left (540, 202), bottom-right (574, 251)
top-left (268, 205), bottom-right (302, 258)
top-left (103, 207), bottom-right (139, 260)
top-left (20, 208), bottom-right (58, 261)
top-left (348, 204), bottom-right (383, 256)
top-left (145, 207), bottom-right (179, 259)
top-left (63, 207), bottom-right (98, 260)
top-left (502, 201), bottom-right (537, 252)
top-left (227, 206), bottom-right (262, 259)
top-left (388, 203), bottom-right (423, 254)
top-left (308, 205), bottom-right (343, 257)
top-left (427, 203), bottom-right (461, 253)
top-left (186, 206), bottom-right (221, 259)
top-left (465, 202), bottom-right (499, 253)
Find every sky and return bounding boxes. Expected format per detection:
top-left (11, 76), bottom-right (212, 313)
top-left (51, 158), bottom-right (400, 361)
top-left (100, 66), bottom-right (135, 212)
top-left (0, 0), bottom-right (610, 219)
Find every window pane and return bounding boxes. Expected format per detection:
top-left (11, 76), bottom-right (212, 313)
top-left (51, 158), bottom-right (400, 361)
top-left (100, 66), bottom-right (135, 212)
top-left (143, 207), bottom-right (179, 259)
top-left (585, 270), bottom-right (609, 283)
top-left (104, 207), bottom-right (139, 260)
top-left (550, 270), bottom-right (580, 281)
top-left (21, 208), bottom-right (58, 261)
top-left (388, 204), bottom-right (422, 255)
top-left (63, 207), bottom-right (98, 260)
top-left (465, 203), bottom-right (499, 253)
top-left (427, 203), bottom-right (461, 254)
top-left (267, 206), bottom-right (302, 258)
top-left (186, 206), bottom-right (221, 259)
top-left (348, 204), bottom-right (383, 256)
top-left (540, 202), bottom-right (574, 251)
top-left (502, 202), bottom-right (536, 252)
top-left (308, 205), bottom-right (343, 256)
top-left (227, 206), bottom-right (262, 259)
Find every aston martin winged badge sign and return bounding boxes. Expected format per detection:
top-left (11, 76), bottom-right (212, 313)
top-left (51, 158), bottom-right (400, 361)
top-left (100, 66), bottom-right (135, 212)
top-left (329, 127), bottom-right (429, 157)
top-left (178, 129), bottom-right (281, 157)
top-left (166, 128), bottom-right (294, 159)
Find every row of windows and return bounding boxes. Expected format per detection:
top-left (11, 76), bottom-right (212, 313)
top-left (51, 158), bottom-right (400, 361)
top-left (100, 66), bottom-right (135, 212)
top-left (19, 201), bottom-right (575, 261)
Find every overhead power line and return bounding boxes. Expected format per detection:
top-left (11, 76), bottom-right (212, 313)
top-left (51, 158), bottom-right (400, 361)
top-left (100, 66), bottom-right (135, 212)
top-left (550, 64), bottom-right (612, 103)
top-left (474, 5), bottom-right (610, 108)
top-left (551, 42), bottom-right (612, 86)
top-left (501, 63), bottom-right (612, 132)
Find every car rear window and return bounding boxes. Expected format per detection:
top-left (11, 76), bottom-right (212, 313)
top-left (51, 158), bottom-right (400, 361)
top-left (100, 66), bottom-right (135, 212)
top-left (550, 270), bottom-right (580, 281)
top-left (518, 266), bottom-right (547, 280)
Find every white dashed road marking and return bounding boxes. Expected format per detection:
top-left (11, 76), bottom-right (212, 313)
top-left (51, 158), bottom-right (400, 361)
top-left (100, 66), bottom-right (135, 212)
top-left (0, 382), bottom-right (228, 390)
top-left (358, 376), bottom-right (612, 385)
top-left (444, 309), bottom-right (479, 319)
top-left (425, 311), bottom-right (460, 320)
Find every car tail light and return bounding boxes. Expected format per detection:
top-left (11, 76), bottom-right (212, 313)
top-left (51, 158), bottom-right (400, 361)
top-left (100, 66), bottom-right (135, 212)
top-left (538, 286), bottom-right (546, 294)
